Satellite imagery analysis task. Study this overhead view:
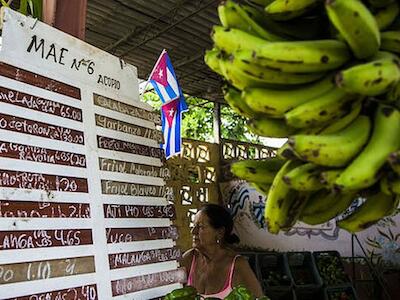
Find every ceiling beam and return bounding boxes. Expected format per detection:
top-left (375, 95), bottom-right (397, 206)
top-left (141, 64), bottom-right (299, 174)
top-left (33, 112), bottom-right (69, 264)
top-left (119, 0), bottom-right (218, 58)
top-left (103, 0), bottom-right (191, 52)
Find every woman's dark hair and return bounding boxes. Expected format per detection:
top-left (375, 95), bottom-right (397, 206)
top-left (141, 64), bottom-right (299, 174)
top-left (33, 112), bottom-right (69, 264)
top-left (199, 203), bottom-right (240, 244)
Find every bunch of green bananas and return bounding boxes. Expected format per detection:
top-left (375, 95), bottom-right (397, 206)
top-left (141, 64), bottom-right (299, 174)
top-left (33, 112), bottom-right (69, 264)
top-left (205, 0), bottom-right (400, 234)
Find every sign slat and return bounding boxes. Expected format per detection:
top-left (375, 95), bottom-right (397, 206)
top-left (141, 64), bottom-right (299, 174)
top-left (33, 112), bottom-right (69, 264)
top-left (0, 229), bottom-right (93, 250)
top-left (0, 256), bottom-right (95, 285)
top-left (111, 268), bottom-right (186, 296)
top-left (5, 284), bottom-right (98, 300)
top-left (0, 62), bottom-right (82, 100)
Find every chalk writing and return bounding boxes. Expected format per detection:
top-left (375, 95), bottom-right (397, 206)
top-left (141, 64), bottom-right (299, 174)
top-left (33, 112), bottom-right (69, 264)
top-left (0, 201), bottom-right (90, 218)
top-left (111, 268), bottom-right (186, 296)
top-left (106, 226), bottom-right (178, 244)
top-left (7, 284), bottom-right (97, 300)
top-left (0, 113), bottom-right (84, 144)
top-left (95, 114), bottom-right (162, 142)
top-left (93, 94), bottom-right (161, 125)
top-left (0, 169), bottom-right (88, 192)
top-left (0, 62), bottom-right (81, 99)
top-left (0, 141), bottom-right (86, 167)
top-left (103, 204), bottom-right (175, 219)
top-left (101, 180), bottom-right (171, 197)
top-left (99, 158), bottom-right (169, 178)
top-left (109, 247), bottom-right (182, 269)
top-left (97, 136), bottom-right (162, 158)
top-left (0, 256), bottom-right (94, 285)
top-left (0, 86), bottom-right (82, 121)
top-left (0, 229), bottom-right (92, 250)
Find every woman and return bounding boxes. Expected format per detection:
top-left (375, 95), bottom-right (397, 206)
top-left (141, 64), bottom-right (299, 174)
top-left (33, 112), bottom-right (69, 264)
top-left (180, 203), bottom-right (264, 299)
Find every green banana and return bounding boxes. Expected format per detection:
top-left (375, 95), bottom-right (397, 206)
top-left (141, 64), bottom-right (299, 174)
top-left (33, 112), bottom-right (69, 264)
top-left (224, 50), bottom-right (325, 88)
top-left (241, 75), bottom-right (335, 117)
top-left (380, 174), bottom-right (400, 195)
top-left (204, 48), bottom-right (224, 76)
top-left (265, 160), bottom-right (307, 234)
top-left (326, 0), bottom-right (380, 59)
top-left (218, 1), bottom-right (241, 29)
top-left (230, 157), bottom-right (286, 184)
top-left (300, 190), bottom-right (358, 225)
top-left (288, 115), bottom-right (371, 167)
top-left (276, 141), bottom-right (299, 159)
top-left (265, 0), bottom-right (322, 21)
top-left (219, 55), bottom-right (280, 90)
top-left (254, 39), bottom-right (350, 73)
top-left (246, 116), bottom-right (297, 138)
top-left (374, 2), bottom-right (400, 30)
top-left (335, 57), bottom-right (400, 96)
top-left (251, 182), bottom-right (272, 197)
top-left (335, 104), bottom-right (400, 191)
top-left (368, 0), bottom-right (396, 8)
top-left (213, 25), bottom-right (350, 73)
top-left (211, 26), bottom-right (268, 54)
top-left (283, 162), bottom-right (325, 191)
top-left (318, 99), bottom-right (362, 134)
top-left (222, 85), bottom-right (256, 119)
top-left (337, 192), bottom-right (399, 233)
top-left (388, 150), bottom-right (400, 175)
top-left (387, 80), bottom-right (400, 102)
top-left (218, 0), bottom-right (285, 41)
top-left (380, 31), bottom-right (400, 54)
top-left (284, 87), bottom-right (357, 129)
top-left (320, 169), bottom-right (343, 188)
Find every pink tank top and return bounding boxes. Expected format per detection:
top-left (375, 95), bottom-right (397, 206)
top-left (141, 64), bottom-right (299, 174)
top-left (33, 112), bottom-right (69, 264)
top-left (187, 254), bottom-right (240, 299)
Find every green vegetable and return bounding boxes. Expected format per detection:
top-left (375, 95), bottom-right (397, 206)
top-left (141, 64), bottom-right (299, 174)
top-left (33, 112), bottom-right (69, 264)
top-left (164, 286), bottom-right (199, 300)
top-left (223, 285), bottom-right (253, 300)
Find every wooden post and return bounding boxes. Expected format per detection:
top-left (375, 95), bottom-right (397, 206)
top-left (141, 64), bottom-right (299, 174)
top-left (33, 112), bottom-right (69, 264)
top-left (213, 102), bottom-right (224, 203)
top-left (213, 102), bottom-right (221, 144)
top-left (42, 0), bottom-right (57, 26)
top-left (42, 0), bottom-right (87, 40)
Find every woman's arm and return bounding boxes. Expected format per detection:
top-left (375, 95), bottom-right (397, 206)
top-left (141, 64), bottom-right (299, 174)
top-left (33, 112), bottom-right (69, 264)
top-left (233, 256), bottom-right (264, 298)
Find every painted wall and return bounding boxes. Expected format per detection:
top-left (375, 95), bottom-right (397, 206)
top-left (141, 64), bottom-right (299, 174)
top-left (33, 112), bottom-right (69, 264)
top-left (221, 180), bottom-right (400, 268)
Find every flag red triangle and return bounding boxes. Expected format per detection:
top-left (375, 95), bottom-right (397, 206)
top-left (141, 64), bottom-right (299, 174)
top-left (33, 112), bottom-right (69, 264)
top-left (162, 98), bottom-right (180, 127)
top-left (150, 52), bottom-right (168, 87)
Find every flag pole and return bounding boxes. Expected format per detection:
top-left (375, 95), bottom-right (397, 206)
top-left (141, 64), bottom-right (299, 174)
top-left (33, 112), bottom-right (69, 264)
top-left (139, 49), bottom-right (167, 98)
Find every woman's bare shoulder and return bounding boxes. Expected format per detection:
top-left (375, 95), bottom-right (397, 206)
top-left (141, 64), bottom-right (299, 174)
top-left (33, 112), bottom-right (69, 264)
top-left (180, 248), bottom-right (197, 270)
top-left (182, 248), bottom-right (197, 258)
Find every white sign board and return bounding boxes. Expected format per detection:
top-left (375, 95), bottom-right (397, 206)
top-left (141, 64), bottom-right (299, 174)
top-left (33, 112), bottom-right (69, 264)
top-left (0, 8), bottom-right (184, 299)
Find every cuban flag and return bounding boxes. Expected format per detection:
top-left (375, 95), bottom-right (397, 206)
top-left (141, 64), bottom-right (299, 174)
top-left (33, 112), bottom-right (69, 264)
top-left (147, 49), bottom-right (188, 159)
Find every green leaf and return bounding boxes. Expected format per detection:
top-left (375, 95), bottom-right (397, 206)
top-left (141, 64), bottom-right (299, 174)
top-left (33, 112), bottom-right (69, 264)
top-left (30, 0), bottom-right (42, 19)
top-left (0, 0), bottom-right (10, 7)
top-left (18, 0), bottom-right (28, 15)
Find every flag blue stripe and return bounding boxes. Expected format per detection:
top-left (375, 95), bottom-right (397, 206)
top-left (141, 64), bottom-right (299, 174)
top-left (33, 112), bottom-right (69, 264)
top-left (174, 110), bottom-right (181, 153)
top-left (166, 123), bottom-right (172, 158)
top-left (166, 58), bottom-right (177, 78)
top-left (150, 79), bottom-right (166, 103)
top-left (164, 84), bottom-right (178, 101)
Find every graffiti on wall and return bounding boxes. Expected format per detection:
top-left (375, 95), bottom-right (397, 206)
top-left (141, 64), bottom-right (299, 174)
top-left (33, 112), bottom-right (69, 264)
top-left (221, 180), bottom-right (400, 268)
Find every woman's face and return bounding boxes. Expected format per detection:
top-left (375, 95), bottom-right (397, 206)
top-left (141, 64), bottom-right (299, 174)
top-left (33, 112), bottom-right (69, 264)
top-left (191, 210), bottom-right (221, 250)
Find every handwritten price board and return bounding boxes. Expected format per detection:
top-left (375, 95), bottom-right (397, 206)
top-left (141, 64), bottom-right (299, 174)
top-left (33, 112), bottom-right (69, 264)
top-left (0, 8), bottom-right (181, 299)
